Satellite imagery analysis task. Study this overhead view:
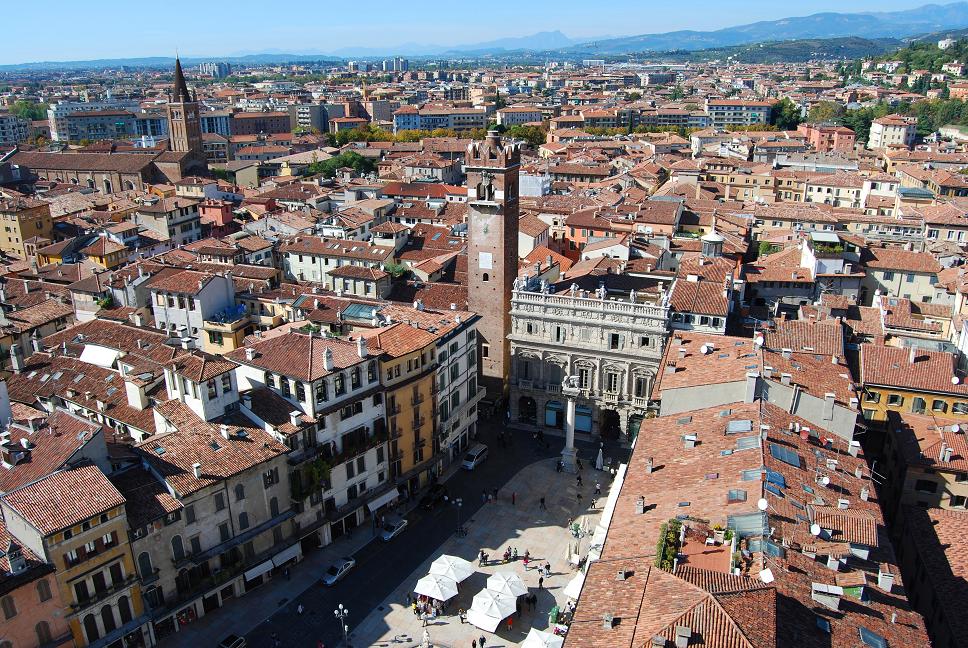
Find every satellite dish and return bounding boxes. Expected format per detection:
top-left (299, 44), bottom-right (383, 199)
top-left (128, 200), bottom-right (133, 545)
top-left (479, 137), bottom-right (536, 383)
top-left (810, 523), bottom-right (822, 536)
top-left (759, 568), bottom-right (775, 584)
top-left (953, 424), bottom-right (961, 434)
top-left (820, 475), bottom-right (831, 487)
top-left (757, 498), bottom-right (769, 511)
top-left (701, 344), bottom-right (712, 355)
top-left (754, 335), bottom-right (764, 347)
top-left (953, 376), bottom-right (961, 385)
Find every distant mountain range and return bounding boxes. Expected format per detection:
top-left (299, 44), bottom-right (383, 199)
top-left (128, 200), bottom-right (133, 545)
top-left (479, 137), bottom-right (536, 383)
top-left (1, 2), bottom-right (967, 70)
top-left (559, 2), bottom-right (968, 55)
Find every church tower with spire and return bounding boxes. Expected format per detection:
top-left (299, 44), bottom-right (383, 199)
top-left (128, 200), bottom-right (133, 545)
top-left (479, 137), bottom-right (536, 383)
top-left (166, 57), bottom-right (203, 161)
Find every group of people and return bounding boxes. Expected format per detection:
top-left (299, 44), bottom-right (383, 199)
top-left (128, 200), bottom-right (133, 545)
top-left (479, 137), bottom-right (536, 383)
top-left (408, 593), bottom-right (446, 627)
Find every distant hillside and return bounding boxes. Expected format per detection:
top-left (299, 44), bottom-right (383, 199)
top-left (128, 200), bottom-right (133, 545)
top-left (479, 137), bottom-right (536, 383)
top-left (877, 33), bottom-right (968, 72)
top-left (559, 2), bottom-right (968, 55)
top-left (653, 36), bottom-right (903, 64)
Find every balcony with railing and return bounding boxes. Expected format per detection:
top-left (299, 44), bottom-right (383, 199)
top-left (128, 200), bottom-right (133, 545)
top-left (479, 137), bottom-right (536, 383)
top-left (411, 394), bottom-right (425, 406)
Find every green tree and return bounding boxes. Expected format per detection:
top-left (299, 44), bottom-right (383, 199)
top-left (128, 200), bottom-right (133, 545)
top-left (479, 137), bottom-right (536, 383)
top-left (504, 124), bottom-right (547, 147)
top-left (306, 151), bottom-right (375, 178)
top-left (771, 98), bottom-right (802, 130)
top-left (11, 100), bottom-right (47, 121)
top-left (807, 101), bottom-right (844, 123)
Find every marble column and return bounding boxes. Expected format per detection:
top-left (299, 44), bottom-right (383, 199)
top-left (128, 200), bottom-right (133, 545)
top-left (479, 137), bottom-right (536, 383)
top-left (561, 380), bottom-right (580, 473)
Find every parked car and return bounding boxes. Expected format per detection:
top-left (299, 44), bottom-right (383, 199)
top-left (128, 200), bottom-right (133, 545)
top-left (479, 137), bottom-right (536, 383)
top-left (420, 484), bottom-right (448, 510)
top-left (218, 635), bottom-right (247, 648)
top-left (381, 518), bottom-right (409, 542)
top-left (462, 443), bottom-right (489, 470)
top-left (322, 557), bottom-right (356, 586)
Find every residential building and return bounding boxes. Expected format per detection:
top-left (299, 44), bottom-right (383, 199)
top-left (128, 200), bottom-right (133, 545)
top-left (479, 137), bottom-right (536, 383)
top-left (704, 99), bottom-right (772, 128)
top-left (868, 114), bottom-right (917, 150)
top-left (132, 196), bottom-right (202, 247)
top-left (0, 111), bottom-right (30, 144)
top-left (0, 197), bottom-right (53, 258)
top-left (0, 464), bottom-right (149, 647)
top-left (278, 236), bottom-right (395, 289)
top-left (147, 270), bottom-right (236, 344)
top-left (860, 344), bottom-right (968, 423)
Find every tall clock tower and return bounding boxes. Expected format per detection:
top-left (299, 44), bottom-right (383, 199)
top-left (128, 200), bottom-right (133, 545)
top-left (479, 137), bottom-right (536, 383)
top-left (466, 131), bottom-right (520, 398)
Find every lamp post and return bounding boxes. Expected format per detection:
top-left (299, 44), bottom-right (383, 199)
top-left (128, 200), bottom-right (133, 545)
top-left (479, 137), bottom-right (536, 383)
top-left (454, 497), bottom-right (464, 537)
top-left (334, 603), bottom-right (349, 646)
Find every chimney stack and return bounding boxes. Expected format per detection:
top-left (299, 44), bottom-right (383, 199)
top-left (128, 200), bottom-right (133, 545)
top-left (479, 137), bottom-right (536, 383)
top-left (192, 463), bottom-right (202, 478)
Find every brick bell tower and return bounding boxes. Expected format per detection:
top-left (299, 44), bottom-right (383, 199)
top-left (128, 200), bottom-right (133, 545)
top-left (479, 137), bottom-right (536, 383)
top-left (465, 131), bottom-right (520, 400)
top-left (166, 57), bottom-right (205, 170)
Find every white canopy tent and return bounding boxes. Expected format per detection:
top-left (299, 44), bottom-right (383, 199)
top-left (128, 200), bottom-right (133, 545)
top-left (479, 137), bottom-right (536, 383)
top-left (414, 574), bottom-right (459, 601)
top-left (429, 554), bottom-right (475, 582)
top-left (521, 628), bottom-right (564, 648)
top-left (486, 572), bottom-right (528, 597)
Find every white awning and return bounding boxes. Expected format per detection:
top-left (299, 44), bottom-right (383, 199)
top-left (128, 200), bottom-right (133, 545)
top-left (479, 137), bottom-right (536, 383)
top-left (79, 345), bottom-right (121, 369)
top-left (243, 559), bottom-right (274, 581)
top-left (563, 571), bottom-right (585, 600)
top-left (367, 489), bottom-right (399, 513)
top-left (271, 543), bottom-right (302, 567)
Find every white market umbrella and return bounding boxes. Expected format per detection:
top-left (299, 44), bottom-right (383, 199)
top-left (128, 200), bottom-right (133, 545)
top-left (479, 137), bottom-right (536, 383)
top-left (521, 628), bottom-right (565, 648)
top-left (466, 608), bottom-right (502, 632)
top-left (429, 554), bottom-right (475, 582)
top-left (486, 571), bottom-right (528, 597)
top-left (595, 448), bottom-right (604, 470)
top-left (563, 571), bottom-right (585, 600)
top-left (470, 589), bottom-right (516, 619)
top-left (414, 574), bottom-right (459, 601)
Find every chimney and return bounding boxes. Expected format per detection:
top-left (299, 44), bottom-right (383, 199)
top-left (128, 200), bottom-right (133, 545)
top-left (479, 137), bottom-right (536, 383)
top-left (848, 440), bottom-right (861, 457)
top-left (646, 457), bottom-right (654, 474)
top-left (357, 337), bottom-right (368, 358)
top-left (323, 348), bottom-right (334, 371)
top-left (674, 626), bottom-right (692, 648)
top-left (602, 614), bottom-right (616, 630)
top-left (941, 444), bottom-right (954, 463)
top-left (635, 495), bottom-right (646, 514)
top-left (683, 434), bottom-right (698, 449)
top-left (909, 346), bottom-right (917, 363)
top-left (245, 347), bottom-right (256, 361)
top-left (9, 343), bottom-right (23, 374)
top-left (289, 411), bottom-right (301, 427)
top-left (665, 362), bottom-right (677, 375)
top-left (192, 463), bottom-right (202, 478)
top-left (220, 424), bottom-right (230, 440)
top-left (781, 348), bottom-right (792, 360)
top-left (826, 555), bottom-right (841, 571)
top-left (823, 393), bottom-right (835, 421)
top-left (745, 372), bottom-right (758, 403)
top-left (763, 366), bottom-right (773, 379)
top-left (780, 373), bottom-right (792, 386)
top-left (877, 568), bottom-right (895, 593)
top-left (132, 312), bottom-right (144, 327)
top-left (860, 486), bottom-right (870, 501)
top-left (450, 302), bottom-right (457, 310)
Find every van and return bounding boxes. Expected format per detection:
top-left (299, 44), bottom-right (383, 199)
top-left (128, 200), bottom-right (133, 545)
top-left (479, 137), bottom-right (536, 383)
top-left (462, 444), bottom-right (488, 470)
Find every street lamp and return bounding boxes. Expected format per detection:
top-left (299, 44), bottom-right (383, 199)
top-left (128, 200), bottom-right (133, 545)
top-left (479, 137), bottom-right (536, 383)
top-left (334, 603), bottom-right (349, 646)
top-left (454, 497), bottom-right (464, 537)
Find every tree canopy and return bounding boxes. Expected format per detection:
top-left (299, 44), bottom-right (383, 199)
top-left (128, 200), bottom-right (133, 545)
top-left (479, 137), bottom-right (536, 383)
top-left (306, 151), bottom-right (375, 178)
top-left (770, 98), bottom-right (802, 130)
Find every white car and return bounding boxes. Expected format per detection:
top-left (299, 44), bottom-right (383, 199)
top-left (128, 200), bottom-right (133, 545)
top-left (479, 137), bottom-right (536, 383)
top-left (381, 518), bottom-right (409, 542)
top-left (322, 557), bottom-right (356, 586)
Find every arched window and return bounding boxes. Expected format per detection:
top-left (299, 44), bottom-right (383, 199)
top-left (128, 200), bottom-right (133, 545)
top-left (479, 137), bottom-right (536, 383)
top-left (235, 484), bottom-right (245, 501)
top-left (36, 578), bottom-right (52, 602)
top-left (482, 273), bottom-right (489, 282)
top-left (83, 613), bottom-right (100, 642)
top-left (1, 595), bottom-right (16, 619)
top-left (238, 512), bottom-right (249, 530)
top-left (171, 535), bottom-right (185, 561)
top-left (270, 496), bottom-right (279, 517)
top-left (124, 180), bottom-right (135, 191)
top-left (138, 551), bottom-right (153, 578)
top-left (101, 604), bottom-right (116, 633)
top-left (118, 595), bottom-right (133, 624)
top-left (36, 621), bottom-right (53, 643)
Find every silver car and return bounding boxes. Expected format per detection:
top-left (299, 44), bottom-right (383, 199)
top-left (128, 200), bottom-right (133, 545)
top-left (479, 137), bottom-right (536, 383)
top-left (381, 518), bottom-right (409, 542)
top-left (321, 557), bottom-right (356, 586)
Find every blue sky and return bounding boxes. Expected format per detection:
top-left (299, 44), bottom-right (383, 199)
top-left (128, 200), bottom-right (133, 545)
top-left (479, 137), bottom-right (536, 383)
top-left (0, 0), bottom-right (936, 64)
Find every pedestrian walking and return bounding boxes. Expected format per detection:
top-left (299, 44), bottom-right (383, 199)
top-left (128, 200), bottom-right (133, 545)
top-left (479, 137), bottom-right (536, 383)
top-left (459, 608), bottom-right (466, 624)
top-left (480, 634), bottom-right (487, 648)
top-left (595, 482), bottom-right (602, 495)
top-left (297, 603), bottom-right (304, 615)
top-left (481, 489), bottom-right (487, 504)
top-left (284, 567), bottom-right (290, 580)
top-left (406, 593), bottom-right (412, 607)
top-left (492, 487), bottom-right (498, 500)
top-left (539, 496), bottom-right (546, 510)
top-left (577, 473), bottom-right (583, 487)
top-left (576, 491), bottom-right (583, 503)
top-left (577, 458), bottom-right (584, 470)
top-left (317, 640), bottom-right (325, 648)
top-left (512, 491), bottom-right (516, 506)
top-left (556, 459), bottom-right (563, 473)
top-left (539, 575), bottom-right (544, 589)
top-left (472, 640), bottom-right (477, 648)
top-left (507, 616), bottom-right (513, 631)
